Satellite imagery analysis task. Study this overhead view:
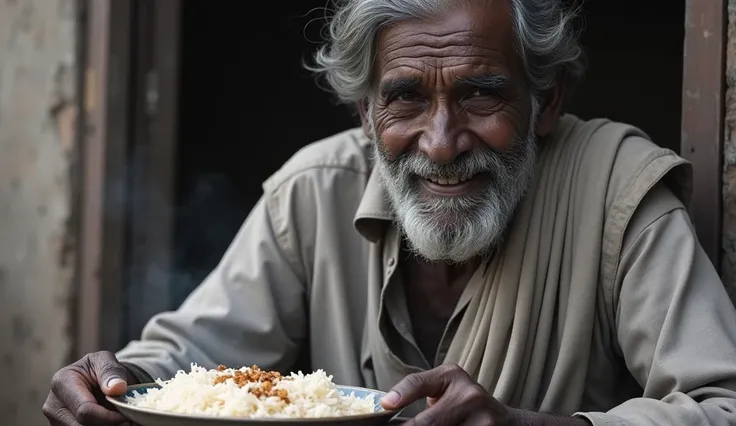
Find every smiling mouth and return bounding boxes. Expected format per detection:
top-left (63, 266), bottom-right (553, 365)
top-left (420, 173), bottom-right (483, 195)
top-left (425, 174), bottom-right (475, 185)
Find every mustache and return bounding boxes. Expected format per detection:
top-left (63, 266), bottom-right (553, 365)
top-left (378, 143), bottom-right (533, 183)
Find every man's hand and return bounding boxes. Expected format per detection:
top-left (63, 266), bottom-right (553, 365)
top-left (380, 364), bottom-right (516, 426)
top-left (42, 351), bottom-right (139, 425)
top-left (380, 364), bottom-right (590, 426)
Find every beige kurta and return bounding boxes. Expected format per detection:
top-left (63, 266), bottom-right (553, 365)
top-left (116, 115), bottom-right (736, 425)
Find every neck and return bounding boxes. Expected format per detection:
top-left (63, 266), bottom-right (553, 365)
top-left (401, 244), bottom-right (483, 288)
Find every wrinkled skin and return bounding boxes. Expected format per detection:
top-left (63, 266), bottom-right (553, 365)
top-left (379, 364), bottom-right (589, 426)
top-left (360, 2), bottom-right (562, 166)
top-left (42, 351), bottom-right (137, 425)
top-left (381, 364), bottom-right (516, 426)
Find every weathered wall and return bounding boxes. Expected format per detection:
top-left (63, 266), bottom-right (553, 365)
top-left (724, 0), bottom-right (736, 305)
top-left (0, 1), bottom-right (78, 425)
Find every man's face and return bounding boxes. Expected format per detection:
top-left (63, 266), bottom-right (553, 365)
top-left (365, 1), bottom-right (544, 263)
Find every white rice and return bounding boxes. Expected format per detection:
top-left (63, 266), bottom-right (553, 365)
top-left (127, 364), bottom-right (376, 418)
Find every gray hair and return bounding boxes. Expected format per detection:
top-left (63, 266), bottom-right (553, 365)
top-left (307, 0), bottom-right (584, 103)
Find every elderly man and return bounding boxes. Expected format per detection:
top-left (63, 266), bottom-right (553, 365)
top-left (44, 0), bottom-right (736, 425)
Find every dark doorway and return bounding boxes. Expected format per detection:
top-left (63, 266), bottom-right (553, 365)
top-left (169, 2), bottom-right (357, 314)
top-left (570, 0), bottom-right (684, 152)
top-left (119, 0), bottom-right (686, 343)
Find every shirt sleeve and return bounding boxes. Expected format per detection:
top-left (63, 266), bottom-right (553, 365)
top-left (576, 194), bottom-right (736, 425)
top-left (114, 196), bottom-right (308, 381)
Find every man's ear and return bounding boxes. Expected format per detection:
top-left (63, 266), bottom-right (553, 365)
top-left (535, 79), bottom-right (566, 137)
top-left (357, 98), bottom-right (373, 139)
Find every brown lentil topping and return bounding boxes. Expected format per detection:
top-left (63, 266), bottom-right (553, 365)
top-left (213, 364), bottom-right (290, 402)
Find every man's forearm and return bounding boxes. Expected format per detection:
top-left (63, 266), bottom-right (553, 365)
top-left (511, 408), bottom-right (591, 426)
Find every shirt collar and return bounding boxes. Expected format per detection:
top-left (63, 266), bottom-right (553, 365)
top-left (353, 165), bottom-right (394, 243)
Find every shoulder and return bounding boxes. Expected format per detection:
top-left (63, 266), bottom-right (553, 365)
top-left (259, 128), bottom-right (374, 261)
top-left (262, 127), bottom-right (373, 194)
top-left (620, 182), bottom-right (690, 260)
top-left (553, 115), bottom-right (692, 210)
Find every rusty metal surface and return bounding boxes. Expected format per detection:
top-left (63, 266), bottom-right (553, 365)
top-left (681, 0), bottom-right (727, 269)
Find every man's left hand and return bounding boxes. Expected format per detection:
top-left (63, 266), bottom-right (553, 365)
top-left (380, 364), bottom-right (517, 426)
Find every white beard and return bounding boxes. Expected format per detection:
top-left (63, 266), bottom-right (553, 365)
top-left (372, 99), bottom-right (540, 263)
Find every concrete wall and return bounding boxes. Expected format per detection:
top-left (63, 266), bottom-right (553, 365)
top-left (0, 1), bottom-right (78, 425)
top-left (724, 0), bottom-right (736, 305)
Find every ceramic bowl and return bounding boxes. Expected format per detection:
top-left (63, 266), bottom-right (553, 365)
top-left (107, 383), bottom-right (400, 426)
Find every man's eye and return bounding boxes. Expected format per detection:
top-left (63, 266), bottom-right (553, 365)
top-left (469, 88), bottom-right (497, 98)
top-left (393, 92), bottom-right (420, 102)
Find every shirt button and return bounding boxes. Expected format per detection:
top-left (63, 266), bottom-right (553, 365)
top-left (387, 258), bottom-right (395, 267)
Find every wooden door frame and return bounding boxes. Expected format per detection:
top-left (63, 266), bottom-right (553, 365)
top-left (75, 0), bottom-right (132, 359)
top-left (74, 0), bottom-right (180, 359)
top-left (681, 0), bottom-right (727, 270)
top-left (124, 0), bottom-right (181, 344)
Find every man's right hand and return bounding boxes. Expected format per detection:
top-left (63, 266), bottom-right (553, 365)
top-left (42, 351), bottom-right (139, 425)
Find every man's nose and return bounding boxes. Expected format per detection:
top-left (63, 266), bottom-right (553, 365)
top-left (417, 104), bottom-right (472, 164)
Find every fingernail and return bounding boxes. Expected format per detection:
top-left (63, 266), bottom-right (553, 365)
top-left (106, 377), bottom-right (125, 388)
top-left (382, 391), bottom-right (400, 406)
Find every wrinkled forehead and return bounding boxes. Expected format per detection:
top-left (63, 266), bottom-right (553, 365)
top-left (373, 1), bottom-right (520, 86)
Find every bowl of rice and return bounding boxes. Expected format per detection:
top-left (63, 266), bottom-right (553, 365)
top-left (107, 364), bottom-right (400, 426)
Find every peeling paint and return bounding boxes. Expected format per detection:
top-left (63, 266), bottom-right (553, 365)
top-left (0, 0), bottom-right (77, 425)
top-left (723, 0), bottom-right (736, 305)
top-left (53, 103), bottom-right (76, 155)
